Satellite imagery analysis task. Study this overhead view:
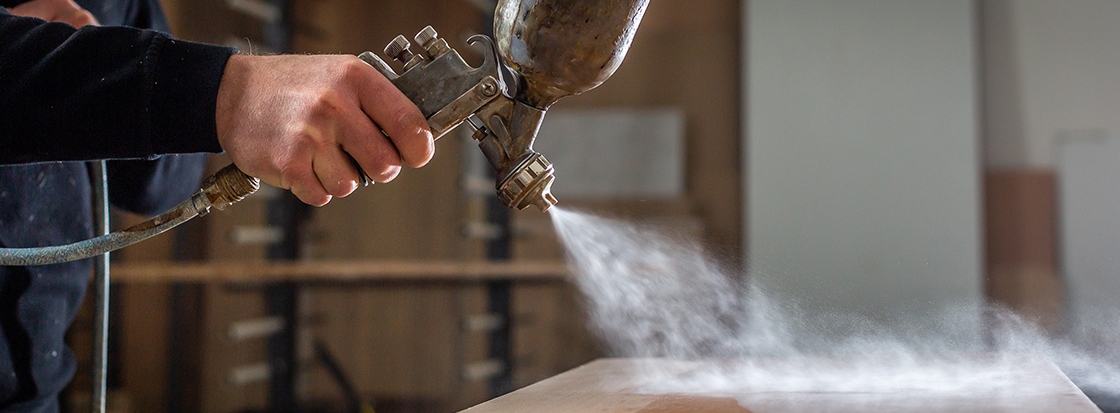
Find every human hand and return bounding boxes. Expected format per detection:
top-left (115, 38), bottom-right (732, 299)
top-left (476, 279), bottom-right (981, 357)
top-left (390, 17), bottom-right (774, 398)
top-left (215, 54), bottom-right (434, 206)
top-left (8, 0), bottom-right (99, 27)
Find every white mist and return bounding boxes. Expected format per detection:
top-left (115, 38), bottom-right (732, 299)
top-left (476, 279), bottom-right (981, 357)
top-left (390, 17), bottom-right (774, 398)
top-left (550, 207), bottom-right (1120, 411)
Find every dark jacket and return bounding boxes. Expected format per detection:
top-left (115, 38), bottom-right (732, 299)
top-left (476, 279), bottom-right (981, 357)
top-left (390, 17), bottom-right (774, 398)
top-left (0, 1), bottom-right (235, 410)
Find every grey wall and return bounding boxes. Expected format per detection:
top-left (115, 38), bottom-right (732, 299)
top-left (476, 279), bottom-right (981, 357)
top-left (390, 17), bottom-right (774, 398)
top-left (744, 0), bottom-right (982, 320)
top-left (1058, 136), bottom-right (1120, 334)
top-left (534, 108), bottom-right (685, 199)
top-left (984, 0), bottom-right (1120, 169)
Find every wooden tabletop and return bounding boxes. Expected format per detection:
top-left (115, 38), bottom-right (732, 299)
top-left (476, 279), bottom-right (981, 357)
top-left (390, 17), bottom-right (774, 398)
top-left (109, 260), bottom-right (569, 284)
top-left (460, 356), bottom-right (1102, 413)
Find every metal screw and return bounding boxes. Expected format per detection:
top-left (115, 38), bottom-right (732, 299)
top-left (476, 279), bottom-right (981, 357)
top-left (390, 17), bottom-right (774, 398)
top-left (481, 81), bottom-right (497, 97)
top-left (414, 26), bottom-right (438, 47)
top-left (384, 35), bottom-right (413, 62)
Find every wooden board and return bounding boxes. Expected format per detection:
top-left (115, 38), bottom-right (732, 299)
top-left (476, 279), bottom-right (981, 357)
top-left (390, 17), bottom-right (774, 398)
top-left (109, 261), bottom-right (569, 284)
top-left (460, 356), bottom-right (1101, 413)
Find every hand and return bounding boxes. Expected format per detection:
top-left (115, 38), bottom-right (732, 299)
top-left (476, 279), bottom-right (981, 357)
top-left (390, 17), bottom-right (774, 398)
top-left (215, 54), bottom-right (434, 206)
top-left (8, 0), bottom-right (99, 27)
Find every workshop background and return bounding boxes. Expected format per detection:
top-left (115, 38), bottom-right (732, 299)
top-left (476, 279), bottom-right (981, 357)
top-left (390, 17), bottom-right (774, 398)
top-left (58, 0), bottom-right (1120, 412)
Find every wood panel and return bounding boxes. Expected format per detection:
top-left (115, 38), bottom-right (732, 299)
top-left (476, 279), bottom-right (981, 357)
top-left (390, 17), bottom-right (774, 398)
top-left (300, 285), bottom-right (479, 411)
top-left (200, 285), bottom-right (271, 413)
top-left (160, 0), bottom-right (261, 45)
top-left (108, 212), bottom-right (179, 412)
top-left (984, 169), bottom-right (1063, 332)
top-left (511, 284), bottom-right (601, 389)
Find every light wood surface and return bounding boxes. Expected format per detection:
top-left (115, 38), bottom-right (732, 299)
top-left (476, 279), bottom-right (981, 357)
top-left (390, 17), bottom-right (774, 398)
top-left (460, 356), bottom-right (1102, 413)
top-left (109, 261), bottom-right (569, 284)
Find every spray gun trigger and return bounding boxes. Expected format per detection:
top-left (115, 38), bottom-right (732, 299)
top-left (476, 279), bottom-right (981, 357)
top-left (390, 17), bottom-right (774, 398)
top-left (466, 34), bottom-right (510, 97)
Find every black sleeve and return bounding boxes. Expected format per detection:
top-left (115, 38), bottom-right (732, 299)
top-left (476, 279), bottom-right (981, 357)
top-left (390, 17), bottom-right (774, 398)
top-left (107, 153), bottom-right (208, 215)
top-left (0, 8), bottom-right (235, 164)
top-left (101, 0), bottom-right (222, 215)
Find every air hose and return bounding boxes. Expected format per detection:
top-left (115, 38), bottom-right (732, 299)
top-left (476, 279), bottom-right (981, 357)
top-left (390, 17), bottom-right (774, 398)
top-left (0, 164), bottom-right (260, 266)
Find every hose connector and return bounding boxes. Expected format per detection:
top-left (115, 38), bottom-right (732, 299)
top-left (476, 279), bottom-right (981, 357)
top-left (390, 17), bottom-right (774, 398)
top-left (200, 164), bottom-right (261, 212)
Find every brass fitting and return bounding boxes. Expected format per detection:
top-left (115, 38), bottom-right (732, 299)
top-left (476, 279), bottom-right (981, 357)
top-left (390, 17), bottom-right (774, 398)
top-left (200, 164), bottom-right (261, 212)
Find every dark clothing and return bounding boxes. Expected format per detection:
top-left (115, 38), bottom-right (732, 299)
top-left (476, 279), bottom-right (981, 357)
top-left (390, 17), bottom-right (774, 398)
top-left (0, 0), bottom-right (229, 162)
top-left (0, 1), bottom-right (236, 410)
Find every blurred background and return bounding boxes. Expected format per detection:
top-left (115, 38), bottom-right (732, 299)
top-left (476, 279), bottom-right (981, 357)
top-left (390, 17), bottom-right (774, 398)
top-left (60, 0), bottom-right (1120, 412)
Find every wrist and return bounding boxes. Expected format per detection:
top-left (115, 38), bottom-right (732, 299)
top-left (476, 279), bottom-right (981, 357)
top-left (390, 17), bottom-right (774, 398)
top-left (216, 54), bottom-right (253, 151)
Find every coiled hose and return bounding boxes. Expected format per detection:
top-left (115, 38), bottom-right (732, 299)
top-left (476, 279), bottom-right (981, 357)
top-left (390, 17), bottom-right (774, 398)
top-left (0, 164), bottom-right (260, 266)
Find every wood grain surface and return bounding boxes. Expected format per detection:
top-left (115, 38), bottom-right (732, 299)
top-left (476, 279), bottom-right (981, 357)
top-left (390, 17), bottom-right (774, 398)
top-left (460, 356), bottom-right (1101, 413)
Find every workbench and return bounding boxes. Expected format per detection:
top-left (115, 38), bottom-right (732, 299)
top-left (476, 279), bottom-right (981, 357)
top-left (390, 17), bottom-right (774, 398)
top-left (460, 356), bottom-right (1102, 413)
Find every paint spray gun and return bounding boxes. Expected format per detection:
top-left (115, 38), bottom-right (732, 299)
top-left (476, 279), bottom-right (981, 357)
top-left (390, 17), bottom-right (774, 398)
top-left (357, 0), bottom-right (650, 212)
top-left (0, 0), bottom-right (649, 265)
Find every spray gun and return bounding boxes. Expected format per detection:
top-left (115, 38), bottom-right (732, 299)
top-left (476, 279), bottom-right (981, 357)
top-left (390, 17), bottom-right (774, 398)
top-left (357, 0), bottom-right (650, 212)
top-left (0, 0), bottom-right (649, 266)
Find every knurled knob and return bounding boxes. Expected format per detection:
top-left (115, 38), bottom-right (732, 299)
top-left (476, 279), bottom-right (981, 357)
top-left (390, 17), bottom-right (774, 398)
top-left (384, 35), bottom-right (412, 61)
top-left (414, 26), bottom-right (438, 47)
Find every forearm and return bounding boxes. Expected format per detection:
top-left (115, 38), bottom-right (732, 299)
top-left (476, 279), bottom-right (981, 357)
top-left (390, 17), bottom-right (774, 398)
top-left (0, 9), bottom-right (235, 164)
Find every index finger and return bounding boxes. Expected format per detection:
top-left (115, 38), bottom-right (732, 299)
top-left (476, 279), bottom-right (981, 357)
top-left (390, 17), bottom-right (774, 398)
top-left (351, 63), bottom-right (435, 168)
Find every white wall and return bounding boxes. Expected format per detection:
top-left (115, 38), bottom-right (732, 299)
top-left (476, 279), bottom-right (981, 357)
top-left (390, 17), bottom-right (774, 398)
top-left (744, 0), bottom-right (982, 321)
top-left (984, 0), bottom-right (1120, 168)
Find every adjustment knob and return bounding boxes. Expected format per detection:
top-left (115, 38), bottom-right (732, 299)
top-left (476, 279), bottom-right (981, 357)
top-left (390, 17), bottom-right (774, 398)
top-left (384, 35), bottom-right (413, 62)
top-left (414, 25), bottom-right (438, 47)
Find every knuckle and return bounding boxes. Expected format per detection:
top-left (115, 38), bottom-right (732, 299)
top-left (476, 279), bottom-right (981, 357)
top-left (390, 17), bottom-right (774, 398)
top-left (312, 89), bottom-right (344, 116)
top-left (340, 57), bottom-right (370, 80)
top-left (295, 123), bottom-right (329, 148)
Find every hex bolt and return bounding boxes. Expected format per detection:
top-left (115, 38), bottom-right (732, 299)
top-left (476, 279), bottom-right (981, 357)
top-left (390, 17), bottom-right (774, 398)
top-left (384, 35), bottom-right (414, 63)
top-left (414, 26), bottom-right (438, 47)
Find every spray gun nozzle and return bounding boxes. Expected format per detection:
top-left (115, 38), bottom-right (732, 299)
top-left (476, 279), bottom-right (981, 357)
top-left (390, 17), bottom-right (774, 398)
top-left (497, 153), bottom-right (558, 212)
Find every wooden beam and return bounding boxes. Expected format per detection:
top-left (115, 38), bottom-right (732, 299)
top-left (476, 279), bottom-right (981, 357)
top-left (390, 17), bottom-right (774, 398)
top-left (110, 261), bottom-right (569, 284)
